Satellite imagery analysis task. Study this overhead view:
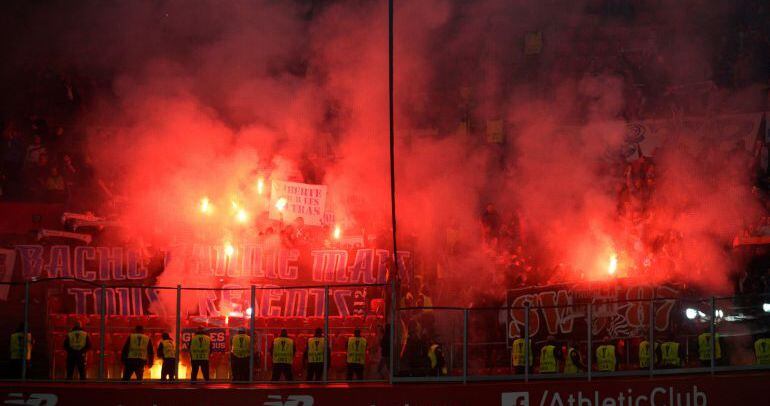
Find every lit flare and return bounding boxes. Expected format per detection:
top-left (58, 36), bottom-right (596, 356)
top-left (275, 197), bottom-right (287, 212)
top-left (199, 197), bottom-right (212, 215)
top-left (607, 253), bottom-right (618, 276)
top-left (257, 177), bottom-right (265, 195)
top-left (224, 242), bottom-right (235, 257)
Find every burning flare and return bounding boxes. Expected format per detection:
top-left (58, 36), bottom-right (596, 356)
top-left (235, 208), bottom-right (249, 223)
top-left (275, 197), bottom-right (287, 212)
top-left (199, 197), bottom-right (212, 215)
top-left (256, 177), bottom-right (265, 195)
top-left (224, 241), bottom-right (235, 257)
top-left (150, 359), bottom-right (187, 379)
top-left (607, 253), bottom-right (618, 276)
top-left (333, 224), bottom-right (341, 240)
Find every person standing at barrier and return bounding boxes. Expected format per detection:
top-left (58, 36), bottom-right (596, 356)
top-left (121, 325), bottom-right (153, 381)
top-left (638, 337), bottom-right (660, 370)
top-left (230, 328), bottom-right (251, 381)
top-left (697, 332), bottom-right (724, 367)
top-left (304, 327), bottom-right (328, 381)
top-left (346, 328), bottom-right (367, 380)
top-left (157, 332), bottom-right (176, 381)
top-left (660, 337), bottom-right (684, 368)
top-left (753, 333), bottom-right (770, 365)
top-left (538, 336), bottom-right (563, 374)
top-left (64, 322), bottom-right (90, 380)
top-left (427, 337), bottom-right (447, 376)
top-left (271, 329), bottom-right (294, 381)
top-left (595, 339), bottom-right (618, 372)
top-left (563, 343), bottom-right (585, 374)
top-left (9, 323), bottom-right (33, 379)
top-left (511, 334), bottom-right (532, 374)
top-left (190, 327), bottom-right (211, 382)
top-left (754, 334), bottom-right (770, 365)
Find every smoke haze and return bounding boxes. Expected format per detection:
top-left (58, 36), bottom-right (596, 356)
top-left (2, 0), bottom-right (766, 304)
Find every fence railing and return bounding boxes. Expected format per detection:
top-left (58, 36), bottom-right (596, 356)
top-left (3, 278), bottom-right (388, 383)
top-left (391, 293), bottom-right (770, 382)
top-left (5, 278), bottom-right (770, 384)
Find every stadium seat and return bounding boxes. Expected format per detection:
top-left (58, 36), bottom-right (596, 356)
top-left (331, 352), bottom-right (346, 369)
top-left (50, 314), bottom-right (69, 328)
top-left (53, 350), bottom-right (67, 379)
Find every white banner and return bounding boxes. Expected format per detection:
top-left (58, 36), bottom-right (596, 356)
top-left (269, 180), bottom-right (327, 226)
top-left (0, 248), bottom-right (15, 301)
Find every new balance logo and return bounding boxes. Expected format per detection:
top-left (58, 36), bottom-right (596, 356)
top-left (263, 395), bottom-right (314, 406)
top-left (4, 393), bottom-right (58, 406)
top-left (501, 392), bottom-right (529, 406)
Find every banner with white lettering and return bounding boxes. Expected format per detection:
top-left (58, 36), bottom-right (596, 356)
top-left (506, 282), bottom-right (683, 344)
top-left (13, 243), bottom-right (411, 317)
top-left (268, 180), bottom-right (327, 226)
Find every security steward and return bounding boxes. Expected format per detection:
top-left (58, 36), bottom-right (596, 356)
top-left (538, 336), bottom-right (563, 374)
top-left (63, 322), bottom-right (90, 380)
top-left (121, 325), bottom-right (153, 380)
top-left (511, 334), bottom-right (533, 374)
top-left (9, 323), bottom-right (33, 379)
top-left (157, 332), bottom-right (176, 381)
top-left (660, 338), bottom-right (684, 368)
top-left (190, 327), bottom-right (211, 382)
top-left (596, 340), bottom-right (619, 372)
top-left (230, 328), bottom-right (251, 381)
top-left (271, 329), bottom-right (295, 381)
top-left (564, 344), bottom-right (585, 374)
top-left (697, 332), bottom-right (723, 367)
top-left (638, 338), bottom-right (660, 369)
top-left (346, 328), bottom-right (367, 380)
top-left (304, 327), bottom-right (328, 381)
top-left (754, 334), bottom-right (770, 365)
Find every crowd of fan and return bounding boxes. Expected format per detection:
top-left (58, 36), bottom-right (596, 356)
top-left (0, 67), bottom-right (108, 212)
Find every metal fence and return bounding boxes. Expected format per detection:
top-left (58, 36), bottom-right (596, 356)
top-left (391, 293), bottom-right (770, 382)
top-left (5, 279), bottom-right (770, 384)
top-left (2, 278), bottom-right (388, 383)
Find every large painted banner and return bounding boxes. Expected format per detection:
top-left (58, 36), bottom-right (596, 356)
top-left (506, 283), bottom-right (682, 343)
top-left (11, 243), bottom-right (412, 318)
top-left (622, 112), bottom-right (767, 160)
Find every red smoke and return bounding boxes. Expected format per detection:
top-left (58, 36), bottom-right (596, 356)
top-left (4, 0), bottom-right (764, 305)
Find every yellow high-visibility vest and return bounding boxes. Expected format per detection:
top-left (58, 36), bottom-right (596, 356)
top-left (68, 330), bottom-right (88, 351)
top-left (272, 337), bottom-right (294, 364)
top-left (9, 332), bottom-right (32, 360)
top-left (427, 344), bottom-right (447, 374)
top-left (428, 344), bottom-right (438, 368)
top-left (564, 347), bottom-right (579, 374)
top-left (307, 337), bottom-right (326, 364)
top-left (698, 333), bottom-right (721, 361)
top-left (596, 345), bottom-right (616, 372)
top-left (127, 333), bottom-right (150, 360)
top-left (511, 338), bottom-right (533, 367)
top-left (231, 334), bottom-right (251, 358)
top-left (754, 338), bottom-right (770, 365)
top-left (346, 337), bottom-right (367, 365)
top-left (161, 339), bottom-right (175, 359)
top-left (661, 342), bottom-right (681, 367)
top-left (539, 345), bottom-right (558, 373)
top-left (639, 340), bottom-right (658, 368)
top-left (190, 334), bottom-right (211, 360)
